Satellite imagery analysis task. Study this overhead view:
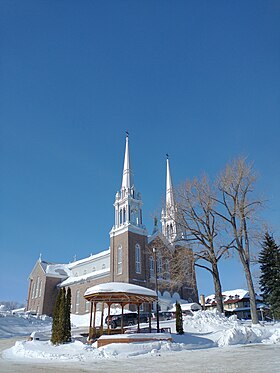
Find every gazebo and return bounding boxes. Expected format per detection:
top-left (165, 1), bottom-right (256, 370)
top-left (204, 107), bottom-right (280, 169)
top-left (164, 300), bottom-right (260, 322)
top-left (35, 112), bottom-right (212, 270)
top-left (84, 282), bottom-right (158, 339)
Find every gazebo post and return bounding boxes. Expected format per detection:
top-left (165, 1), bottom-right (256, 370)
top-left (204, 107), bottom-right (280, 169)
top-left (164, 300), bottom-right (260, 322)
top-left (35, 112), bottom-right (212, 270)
top-left (100, 302), bottom-right (104, 334)
top-left (121, 303), bottom-right (124, 334)
top-left (93, 302), bottom-right (97, 333)
top-left (148, 302), bottom-right (152, 333)
top-left (88, 300), bottom-right (93, 339)
top-left (107, 303), bottom-right (111, 335)
top-left (137, 304), bottom-right (140, 333)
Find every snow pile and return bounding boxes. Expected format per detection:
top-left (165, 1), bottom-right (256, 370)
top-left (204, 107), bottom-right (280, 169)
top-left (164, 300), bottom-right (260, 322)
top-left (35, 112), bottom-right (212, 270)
top-left (183, 310), bottom-right (280, 347)
top-left (0, 314), bottom-right (52, 339)
top-left (3, 338), bottom-right (190, 362)
top-left (183, 310), bottom-right (238, 333)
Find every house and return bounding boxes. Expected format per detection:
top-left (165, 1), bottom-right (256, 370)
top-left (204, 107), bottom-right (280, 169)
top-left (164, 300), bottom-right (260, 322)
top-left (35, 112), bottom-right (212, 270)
top-left (205, 289), bottom-right (268, 320)
top-left (26, 135), bottom-right (198, 316)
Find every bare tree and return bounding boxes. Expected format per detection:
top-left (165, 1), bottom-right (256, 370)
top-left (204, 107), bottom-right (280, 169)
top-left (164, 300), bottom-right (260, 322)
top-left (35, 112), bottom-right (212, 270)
top-left (175, 176), bottom-right (233, 313)
top-left (146, 230), bottom-right (197, 301)
top-left (213, 158), bottom-right (262, 324)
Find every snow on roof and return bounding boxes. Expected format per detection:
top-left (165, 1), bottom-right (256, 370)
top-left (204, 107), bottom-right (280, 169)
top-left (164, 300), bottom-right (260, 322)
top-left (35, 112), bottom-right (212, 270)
top-left (60, 267), bottom-right (110, 287)
top-left (84, 282), bottom-right (157, 297)
top-left (205, 289), bottom-right (263, 304)
top-left (67, 249), bottom-right (110, 269)
top-left (45, 263), bottom-right (70, 278)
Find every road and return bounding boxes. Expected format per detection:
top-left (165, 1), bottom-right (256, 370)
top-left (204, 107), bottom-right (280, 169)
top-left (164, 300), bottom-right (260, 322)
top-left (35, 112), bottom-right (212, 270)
top-left (0, 337), bottom-right (280, 372)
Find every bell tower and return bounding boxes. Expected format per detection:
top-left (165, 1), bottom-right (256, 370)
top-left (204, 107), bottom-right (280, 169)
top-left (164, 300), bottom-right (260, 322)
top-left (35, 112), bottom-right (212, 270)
top-left (110, 134), bottom-right (148, 285)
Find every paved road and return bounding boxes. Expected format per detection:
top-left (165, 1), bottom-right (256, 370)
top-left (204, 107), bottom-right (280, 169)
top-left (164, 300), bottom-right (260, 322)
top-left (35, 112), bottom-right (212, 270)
top-left (1, 337), bottom-right (280, 373)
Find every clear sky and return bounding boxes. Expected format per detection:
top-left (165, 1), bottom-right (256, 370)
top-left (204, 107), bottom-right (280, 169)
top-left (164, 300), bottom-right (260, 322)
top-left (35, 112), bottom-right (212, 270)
top-left (1, 0), bottom-right (279, 303)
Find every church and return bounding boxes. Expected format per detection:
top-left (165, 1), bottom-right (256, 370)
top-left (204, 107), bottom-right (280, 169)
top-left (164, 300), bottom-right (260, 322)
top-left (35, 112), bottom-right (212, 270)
top-left (26, 135), bottom-right (198, 316)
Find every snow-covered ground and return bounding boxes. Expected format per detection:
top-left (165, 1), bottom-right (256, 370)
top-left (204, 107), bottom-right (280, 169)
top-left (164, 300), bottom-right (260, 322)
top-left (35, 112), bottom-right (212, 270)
top-left (0, 313), bottom-right (52, 339)
top-left (1, 310), bottom-right (280, 364)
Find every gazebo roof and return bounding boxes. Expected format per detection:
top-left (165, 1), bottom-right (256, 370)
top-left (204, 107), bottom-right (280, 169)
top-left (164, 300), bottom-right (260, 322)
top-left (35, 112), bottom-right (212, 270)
top-left (84, 282), bottom-right (157, 304)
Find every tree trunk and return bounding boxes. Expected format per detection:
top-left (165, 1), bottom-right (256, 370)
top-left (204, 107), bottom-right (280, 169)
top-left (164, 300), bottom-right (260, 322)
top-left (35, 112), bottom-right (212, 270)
top-left (240, 254), bottom-right (259, 324)
top-left (211, 261), bottom-right (224, 313)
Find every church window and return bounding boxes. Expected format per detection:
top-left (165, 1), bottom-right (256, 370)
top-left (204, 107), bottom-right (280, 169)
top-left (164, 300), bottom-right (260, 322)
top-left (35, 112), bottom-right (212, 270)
top-left (123, 208), bottom-right (126, 223)
top-left (170, 224), bottom-right (173, 235)
top-left (117, 246), bottom-right (122, 274)
top-left (120, 209), bottom-right (123, 225)
top-left (35, 277), bottom-right (40, 298)
top-left (135, 244), bottom-right (141, 274)
top-left (166, 224), bottom-right (170, 238)
top-left (31, 282), bottom-right (36, 299)
top-left (149, 256), bottom-right (154, 279)
top-left (75, 290), bottom-right (80, 314)
top-left (38, 280), bottom-right (42, 297)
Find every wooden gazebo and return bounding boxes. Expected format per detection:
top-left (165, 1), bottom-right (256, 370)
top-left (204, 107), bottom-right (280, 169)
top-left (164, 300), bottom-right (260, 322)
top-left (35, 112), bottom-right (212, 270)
top-left (84, 282), bottom-right (157, 339)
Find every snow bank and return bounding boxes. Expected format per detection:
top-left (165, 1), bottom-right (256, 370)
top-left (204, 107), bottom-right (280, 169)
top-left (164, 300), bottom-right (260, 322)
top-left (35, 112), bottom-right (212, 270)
top-left (2, 310), bottom-right (280, 363)
top-left (0, 314), bottom-right (52, 339)
top-left (183, 310), bottom-right (280, 347)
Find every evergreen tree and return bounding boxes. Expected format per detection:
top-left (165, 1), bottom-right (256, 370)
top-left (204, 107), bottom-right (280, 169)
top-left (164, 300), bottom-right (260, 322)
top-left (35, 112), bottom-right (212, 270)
top-left (259, 232), bottom-right (280, 320)
top-left (51, 288), bottom-right (63, 344)
top-left (175, 301), bottom-right (184, 335)
top-left (57, 287), bottom-right (66, 343)
top-left (65, 288), bottom-right (72, 342)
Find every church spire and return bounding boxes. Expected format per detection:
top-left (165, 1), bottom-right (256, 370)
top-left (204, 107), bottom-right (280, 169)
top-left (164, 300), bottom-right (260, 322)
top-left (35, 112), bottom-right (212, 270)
top-left (121, 132), bottom-right (133, 190)
top-left (110, 134), bottom-right (146, 237)
top-left (161, 154), bottom-right (177, 243)
top-left (166, 154), bottom-right (175, 209)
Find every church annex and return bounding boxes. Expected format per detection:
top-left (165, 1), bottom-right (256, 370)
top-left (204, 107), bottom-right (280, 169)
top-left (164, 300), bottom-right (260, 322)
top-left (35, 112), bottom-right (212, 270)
top-left (26, 135), bottom-right (198, 316)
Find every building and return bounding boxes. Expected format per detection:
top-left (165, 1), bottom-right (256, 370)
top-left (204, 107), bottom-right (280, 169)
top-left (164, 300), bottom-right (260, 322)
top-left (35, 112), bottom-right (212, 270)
top-left (26, 135), bottom-right (198, 316)
top-left (205, 289), bottom-right (269, 320)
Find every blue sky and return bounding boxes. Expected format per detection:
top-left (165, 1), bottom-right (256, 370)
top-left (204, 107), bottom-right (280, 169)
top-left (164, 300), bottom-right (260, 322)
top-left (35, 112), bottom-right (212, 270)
top-left (0, 0), bottom-right (279, 303)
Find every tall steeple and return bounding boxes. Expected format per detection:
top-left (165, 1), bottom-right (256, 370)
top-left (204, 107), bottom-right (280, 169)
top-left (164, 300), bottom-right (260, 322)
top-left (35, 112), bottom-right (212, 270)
top-left (121, 132), bottom-right (133, 190)
top-left (161, 155), bottom-right (178, 243)
top-left (110, 134), bottom-right (146, 237)
top-left (166, 154), bottom-right (175, 208)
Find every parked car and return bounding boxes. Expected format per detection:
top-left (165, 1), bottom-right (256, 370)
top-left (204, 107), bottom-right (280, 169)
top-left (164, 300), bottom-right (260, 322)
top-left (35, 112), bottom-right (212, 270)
top-left (152, 311), bottom-right (174, 321)
top-left (106, 312), bottom-right (148, 329)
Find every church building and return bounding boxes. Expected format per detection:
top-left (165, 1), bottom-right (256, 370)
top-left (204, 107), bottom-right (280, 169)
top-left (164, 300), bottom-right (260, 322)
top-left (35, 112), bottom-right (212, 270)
top-left (26, 135), bottom-right (198, 316)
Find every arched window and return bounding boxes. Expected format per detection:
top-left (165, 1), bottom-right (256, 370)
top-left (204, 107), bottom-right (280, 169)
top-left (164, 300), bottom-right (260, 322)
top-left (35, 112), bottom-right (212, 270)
top-left (170, 224), bottom-right (173, 235)
top-left (75, 290), bottom-right (80, 314)
top-left (31, 281), bottom-right (36, 299)
top-left (35, 277), bottom-right (40, 298)
top-left (117, 245), bottom-right (122, 274)
top-left (120, 209), bottom-right (123, 225)
top-left (38, 280), bottom-right (42, 297)
top-left (149, 256), bottom-right (154, 279)
top-left (123, 207), bottom-right (126, 223)
top-left (135, 244), bottom-right (141, 274)
top-left (166, 224), bottom-right (170, 238)
top-left (102, 263), bottom-right (106, 269)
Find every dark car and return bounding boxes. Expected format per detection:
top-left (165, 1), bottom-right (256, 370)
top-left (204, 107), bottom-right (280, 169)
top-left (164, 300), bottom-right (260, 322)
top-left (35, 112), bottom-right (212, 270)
top-left (106, 312), bottom-right (148, 329)
top-left (152, 311), bottom-right (174, 321)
